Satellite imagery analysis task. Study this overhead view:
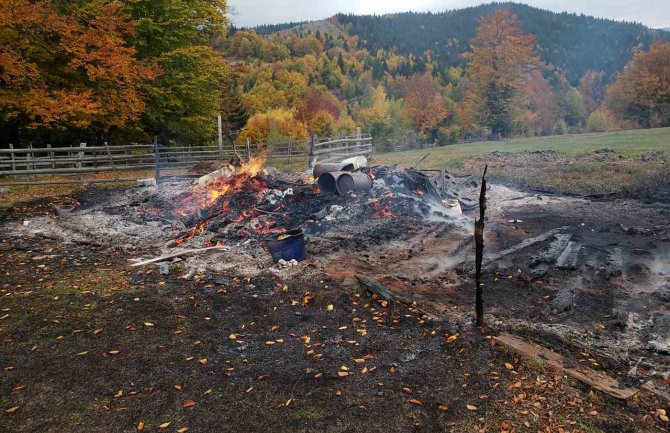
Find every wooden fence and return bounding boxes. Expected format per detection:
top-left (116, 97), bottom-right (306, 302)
top-left (0, 132), bottom-right (373, 186)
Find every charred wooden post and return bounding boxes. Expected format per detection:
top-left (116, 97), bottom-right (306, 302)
top-left (475, 165), bottom-right (488, 327)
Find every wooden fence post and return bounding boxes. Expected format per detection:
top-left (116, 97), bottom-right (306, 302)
top-left (217, 113), bottom-right (224, 158)
top-left (28, 142), bottom-right (36, 171)
top-left (246, 139), bottom-right (251, 160)
top-left (154, 136), bottom-right (161, 182)
top-left (8, 143), bottom-right (15, 172)
top-left (77, 142), bottom-right (86, 182)
top-left (47, 144), bottom-right (55, 169)
top-left (104, 142), bottom-right (119, 182)
top-left (308, 134), bottom-right (317, 167)
top-left (287, 138), bottom-right (293, 164)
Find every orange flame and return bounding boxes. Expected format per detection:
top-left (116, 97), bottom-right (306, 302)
top-left (370, 201), bottom-right (395, 218)
top-left (175, 153), bottom-right (267, 218)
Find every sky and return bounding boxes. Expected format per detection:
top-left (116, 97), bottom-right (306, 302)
top-left (228, 0), bottom-right (670, 29)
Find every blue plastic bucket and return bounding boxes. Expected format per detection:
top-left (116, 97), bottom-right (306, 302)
top-left (267, 229), bottom-right (307, 262)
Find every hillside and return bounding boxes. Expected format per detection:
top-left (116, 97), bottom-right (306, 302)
top-left (330, 2), bottom-right (670, 83)
top-left (254, 19), bottom-right (344, 38)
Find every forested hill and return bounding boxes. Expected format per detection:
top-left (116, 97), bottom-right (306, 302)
top-left (334, 2), bottom-right (670, 83)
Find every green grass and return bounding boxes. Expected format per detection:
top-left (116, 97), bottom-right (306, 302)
top-left (373, 128), bottom-right (670, 169)
top-left (373, 128), bottom-right (670, 195)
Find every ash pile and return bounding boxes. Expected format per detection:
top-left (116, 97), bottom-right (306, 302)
top-left (169, 156), bottom-right (480, 251)
top-left (8, 155), bottom-right (479, 275)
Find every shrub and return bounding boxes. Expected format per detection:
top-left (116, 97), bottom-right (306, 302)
top-left (555, 119), bottom-right (569, 135)
top-left (586, 110), bottom-right (612, 132)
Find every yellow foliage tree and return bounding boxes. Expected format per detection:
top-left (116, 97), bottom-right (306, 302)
top-left (238, 109), bottom-right (308, 145)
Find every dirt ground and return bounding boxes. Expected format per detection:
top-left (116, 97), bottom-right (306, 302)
top-left (1, 187), bottom-right (669, 432)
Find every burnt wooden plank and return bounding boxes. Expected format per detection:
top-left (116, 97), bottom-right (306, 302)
top-left (493, 333), bottom-right (639, 400)
top-left (556, 241), bottom-right (582, 270)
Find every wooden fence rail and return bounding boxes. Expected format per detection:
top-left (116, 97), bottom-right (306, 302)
top-left (0, 132), bottom-right (374, 186)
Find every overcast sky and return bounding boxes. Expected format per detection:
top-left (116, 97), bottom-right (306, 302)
top-left (228, 0), bottom-right (670, 29)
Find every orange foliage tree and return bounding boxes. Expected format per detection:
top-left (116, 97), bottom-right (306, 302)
top-left (403, 73), bottom-right (450, 136)
top-left (606, 42), bottom-right (670, 128)
top-left (463, 9), bottom-right (540, 138)
top-left (0, 0), bottom-right (154, 136)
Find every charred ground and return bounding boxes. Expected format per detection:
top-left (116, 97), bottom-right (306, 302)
top-left (0, 232), bottom-right (666, 433)
top-left (1, 162), bottom-right (669, 432)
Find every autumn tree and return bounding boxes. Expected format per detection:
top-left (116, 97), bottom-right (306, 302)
top-left (237, 109), bottom-right (308, 145)
top-left (0, 0), bottom-right (154, 145)
top-left (518, 70), bottom-right (560, 135)
top-left (606, 42), bottom-right (670, 128)
top-left (403, 73), bottom-right (451, 137)
top-left (578, 70), bottom-right (607, 114)
top-left (463, 9), bottom-right (540, 138)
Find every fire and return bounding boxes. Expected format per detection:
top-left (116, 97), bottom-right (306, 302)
top-left (176, 221), bottom-right (206, 246)
top-left (375, 204), bottom-right (394, 218)
top-left (172, 152), bottom-right (289, 245)
top-left (175, 153), bottom-right (268, 218)
top-left (370, 200), bottom-right (395, 218)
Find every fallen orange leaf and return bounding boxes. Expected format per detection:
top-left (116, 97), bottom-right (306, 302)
top-left (182, 400), bottom-right (195, 408)
top-left (409, 399), bottom-right (422, 405)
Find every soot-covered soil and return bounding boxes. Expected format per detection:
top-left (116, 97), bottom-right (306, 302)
top-left (0, 230), bottom-right (668, 432)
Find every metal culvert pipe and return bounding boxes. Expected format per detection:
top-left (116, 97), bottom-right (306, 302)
top-left (336, 172), bottom-right (373, 194)
top-left (318, 171), bottom-right (346, 194)
top-left (313, 162), bottom-right (354, 178)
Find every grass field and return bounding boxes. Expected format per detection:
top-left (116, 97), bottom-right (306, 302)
top-left (373, 128), bottom-right (670, 196)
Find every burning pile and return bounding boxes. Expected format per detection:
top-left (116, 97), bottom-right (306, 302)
top-left (165, 155), bottom-right (479, 252)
